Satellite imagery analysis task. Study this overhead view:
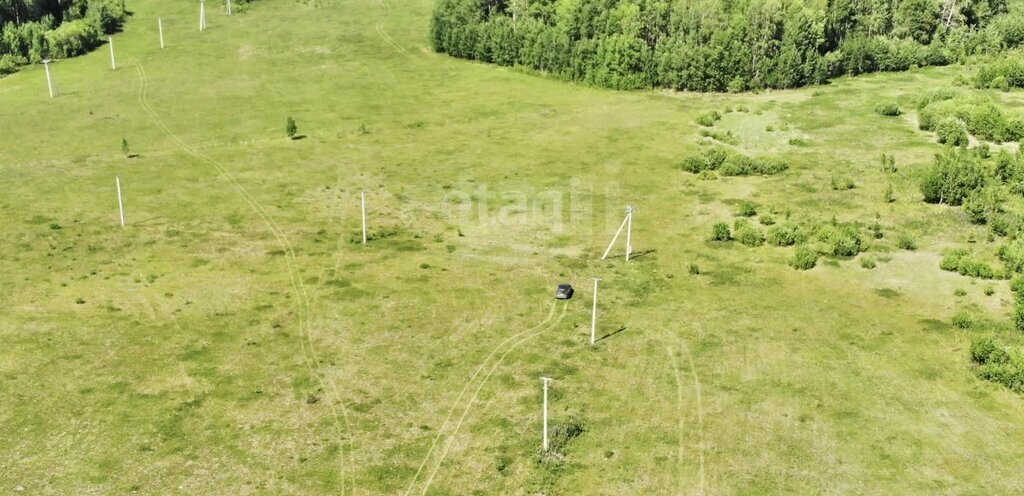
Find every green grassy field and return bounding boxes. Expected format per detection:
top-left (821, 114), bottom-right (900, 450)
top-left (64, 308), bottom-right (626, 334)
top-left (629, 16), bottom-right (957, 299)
top-left (4, 0), bottom-right (1024, 494)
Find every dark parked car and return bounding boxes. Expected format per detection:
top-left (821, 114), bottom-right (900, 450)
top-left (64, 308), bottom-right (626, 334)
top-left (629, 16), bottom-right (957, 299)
top-left (555, 284), bottom-right (574, 300)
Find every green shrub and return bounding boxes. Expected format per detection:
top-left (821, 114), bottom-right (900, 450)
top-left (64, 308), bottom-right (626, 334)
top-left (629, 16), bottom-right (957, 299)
top-left (860, 257), bottom-right (877, 269)
top-left (935, 117), bottom-right (970, 147)
top-left (975, 143), bottom-right (991, 159)
top-left (874, 102), bottom-right (902, 116)
top-left (994, 150), bottom-right (1023, 182)
top-left (680, 155), bottom-right (711, 173)
top-left (710, 222), bottom-right (731, 242)
top-left (954, 288), bottom-right (968, 296)
top-left (985, 286), bottom-right (996, 296)
top-left (896, 233), bottom-right (917, 250)
top-left (997, 237), bottom-right (1024, 273)
top-left (696, 170), bottom-right (717, 180)
top-left (880, 153), bottom-right (898, 173)
top-left (737, 201), bottom-right (757, 217)
top-left (788, 137), bottom-right (809, 146)
top-left (759, 213), bottom-right (776, 226)
top-left (939, 249), bottom-right (996, 279)
top-left (695, 110), bottom-right (722, 127)
top-left (830, 176), bottom-right (855, 190)
top-left (883, 183), bottom-right (895, 203)
top-left (790, 246), bottom-right (818, 270)
top-left (766, 224), bottom-right (806, 247)
top-left (952, 311), bottom-right (974, 329)
top-left (286, 117), bottom-right (298, 139)
top-left (815, 223), bottom-right (862, 257)
top-left (970, 336), bottom-right (1001, 364)
top-left (688, 264), bottom-right (700, 275)
top-left (990, 212), bottom-right (1020, 237)
top-left (920, 149), bottom-right (987, 205)
top-left (735, 223), bottom-right (765, 247)
top-left (963, 188), bottom-right (1004, 225)
top-left (699, 129), bottom-right (740, 144)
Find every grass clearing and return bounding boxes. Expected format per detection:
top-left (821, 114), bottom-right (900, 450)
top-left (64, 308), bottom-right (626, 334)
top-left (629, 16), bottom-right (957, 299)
top-left (3, 0), bottom-right (1024, 494)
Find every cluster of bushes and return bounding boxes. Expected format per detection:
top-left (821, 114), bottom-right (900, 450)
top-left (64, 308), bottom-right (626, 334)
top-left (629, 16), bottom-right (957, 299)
top-left (941, 249), bottom-right (999, 279)
top-left (680, 147), bottom-right (788, 177)
top-left (429, 0), bottom-right (1008, 92)
top-left (709, 215), bottom-right (866, 270)
top-left (970, 336), bottom-right (1024, 392)
top-left (0, 0), bottom-right (126, 73)
top-left (918, 90), bottom-right (1024, 144)
top-left (974, 56), bottom-right (1024, 90)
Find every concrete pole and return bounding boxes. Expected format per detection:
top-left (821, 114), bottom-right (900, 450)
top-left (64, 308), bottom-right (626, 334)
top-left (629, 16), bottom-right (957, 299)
top-left (361, 191), bottom-right (367, 245)
top-left (226, 0), bottom-right (232, 15)
top-left (158, 18), bottom-right (165, 49)
top-left (116, 176), bottom-right (125, 227)
top-left (42, 60), bottom-right (54, 98)
top-left (108, 37), bottom-right (116, 70)
top-left (541, 377), bottom-right (551, 451)
top-left (591, 278), bottom-right (600, 346)
top-left (200, 0), bottom-right (206, 31)
top-left (625, 205), bottom-right (633, 261)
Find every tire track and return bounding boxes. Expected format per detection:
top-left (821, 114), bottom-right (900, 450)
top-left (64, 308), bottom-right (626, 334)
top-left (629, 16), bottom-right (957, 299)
top-left (132, 61), bottom-right (353, 494)
top-left (416, 301), bottom-right (569, 496)
top-left (685, 344), bottom-right (707, 496)
top-left (403, 302), bottom-right (557, 495)
top-left (666, 346), bottom-right (685, 496)
top-left (372, 0), bottom-right (409, 56)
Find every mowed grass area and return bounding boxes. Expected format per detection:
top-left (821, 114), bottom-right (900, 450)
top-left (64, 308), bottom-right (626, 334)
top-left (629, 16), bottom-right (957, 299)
top-left (3, 0), bottom-right (1024, 494)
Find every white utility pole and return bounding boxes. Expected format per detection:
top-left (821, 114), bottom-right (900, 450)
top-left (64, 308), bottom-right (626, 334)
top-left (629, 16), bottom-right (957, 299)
top-left (108, 37), bottom-right (116, 70)
top-left (226, 0), bottom-right (232, 15)
top-left (541, 377), bottom-right (552, 451)
top-left (42, 59), bottom-right (55, 98)
top-left (199, 0), bottom-right (207, 31)
top-left (625, 205), bottom-right (634, 261)
top-left (158, 18), bottom-right (165, 49)
top-left (590, 278), bottom-right (600, 346)
top-left (360, 191), bottom-right (367, 245)
top-left (115, 176), bottom-right (125, 227)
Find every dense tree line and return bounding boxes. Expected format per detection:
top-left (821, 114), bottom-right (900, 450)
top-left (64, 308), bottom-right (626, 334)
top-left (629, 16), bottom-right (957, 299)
top-left (0, 0), bottom-right (127, 74)
top-left (431, 0), bottom-right (1024, 91)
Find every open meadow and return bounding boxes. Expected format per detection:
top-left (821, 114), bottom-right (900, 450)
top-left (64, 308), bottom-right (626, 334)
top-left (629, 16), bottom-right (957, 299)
top-left (3, 0), bottom-right (1024, 494)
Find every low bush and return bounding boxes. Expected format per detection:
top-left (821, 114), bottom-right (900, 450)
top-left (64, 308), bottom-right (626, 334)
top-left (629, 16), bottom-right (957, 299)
top-left (860, 257), bottom-right (877, 269)
top-left (830, 176), bottom-right (855, 190)
top-left (874, 102), bottom-right (902, 116)
top-left (695, 110), bottom-right (722, 127)
top-left (935, 117), bottom-right (970, 147)
top-left (940, 249), bottom-right (998, 279)
top-left (790, 246), bottom-right (818, 270)
top-left (709, 222), bottom-right (731, 242)
top-left (815, 223), bottom-right (862, 257)
top-left (679, 148), bottom-right (787, 177)
top-left (896, 233), bottom-right (917, 250)
top-left (766, 224), bottom-right (806, 247)
top-left (952, 311), bottom-right (974, 329)
top-left (880, 153), bottom-right (898, 173)
top-left (737, 201), bottom-right (757, 217)
top-left (734, 222), bottom-right (765, 247)
top-left (759, 213), bottom-right (776, 226)
top-left (970, 336), bottom-right (1005, 364)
